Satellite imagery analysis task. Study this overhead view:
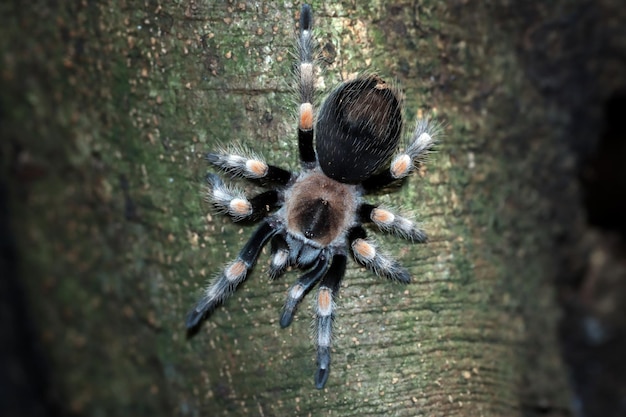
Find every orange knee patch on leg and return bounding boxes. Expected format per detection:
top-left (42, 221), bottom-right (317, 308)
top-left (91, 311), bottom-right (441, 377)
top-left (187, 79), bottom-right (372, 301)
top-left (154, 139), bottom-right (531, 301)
top-left (229, 198), bottom-right (252, 216)
top-left (391, 154), bottom-right (411, 178)
top-left (352, 239), bottom-right (376, 260)
top-left (372, 208), bottom-right (395, 225)
top-left (226, 260), bottom-right (247, 281)
top-left (317, 288), bottom-right (332, 315)
top-left (245, 159), bottom-right (268, 177)
top-left (299, 103), bottom-right (314, 130)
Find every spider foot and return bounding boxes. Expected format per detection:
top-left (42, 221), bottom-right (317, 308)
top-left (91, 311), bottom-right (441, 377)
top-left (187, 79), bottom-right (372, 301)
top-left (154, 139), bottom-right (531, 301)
top-left (315, 346), bottom-right (331, 389)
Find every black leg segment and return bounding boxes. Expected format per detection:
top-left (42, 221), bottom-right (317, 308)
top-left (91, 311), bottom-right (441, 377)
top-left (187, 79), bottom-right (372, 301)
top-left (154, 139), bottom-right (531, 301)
top-left (245, 190), bottom-right (282, 222)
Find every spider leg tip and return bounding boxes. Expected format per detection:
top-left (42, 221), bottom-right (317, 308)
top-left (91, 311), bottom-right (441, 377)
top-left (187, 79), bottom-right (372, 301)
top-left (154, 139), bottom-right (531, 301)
top-left (185, 326), bottom-right (200, 340)
top-left (205, 172), bottom-right (220, 183)
top-left (397, 270), bottom-right (412, 284)
top-left (185, 308), bottom-right (205, 330)
top-left (314, 366), bottom-right (330, 389)
top-left (315, 346), bottom-right (331, 389)
top-left (279, 311), bottom-right (294, 328)
top-left (300, 4), bottom-right (313, 30)
top-left (205, 152), bottom-right (220, 163)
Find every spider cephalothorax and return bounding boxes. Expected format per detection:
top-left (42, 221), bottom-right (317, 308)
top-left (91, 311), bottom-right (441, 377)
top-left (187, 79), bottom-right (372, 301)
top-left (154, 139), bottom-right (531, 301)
top-left (186, 4), bottom-right (438, 389)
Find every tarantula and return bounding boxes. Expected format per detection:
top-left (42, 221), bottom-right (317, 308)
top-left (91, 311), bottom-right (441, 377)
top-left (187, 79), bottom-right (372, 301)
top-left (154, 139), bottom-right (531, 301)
top-left (186, 4), bottom-right (438, 389)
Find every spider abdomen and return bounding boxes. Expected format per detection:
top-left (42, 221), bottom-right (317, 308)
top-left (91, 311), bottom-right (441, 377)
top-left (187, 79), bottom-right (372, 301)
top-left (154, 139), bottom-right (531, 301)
top-left (285, 171), bottom-right (358, 246)
top-left (315, 75), bottom-right (403, 184)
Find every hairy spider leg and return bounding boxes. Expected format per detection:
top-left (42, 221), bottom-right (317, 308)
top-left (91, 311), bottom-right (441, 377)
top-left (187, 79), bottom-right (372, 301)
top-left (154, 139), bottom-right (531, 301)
top-left (206, 151), bottom-right (292, 187)
top-left (279, 251), bottom-right (331, 328)
top-left (205, 173), bottom-right (283, 222)
top-left (363, 118), bottom-right (437, 192)
top-left (314, 253), bottom-right (347, 389)
top-left (297, 4), bottom-right (316, 166)
top-left (357, 203), bottom-right (428, 243)
top-left (186, 220), bottom-right (278, 332)
top-left (348, 226), bottom-right (411, 283)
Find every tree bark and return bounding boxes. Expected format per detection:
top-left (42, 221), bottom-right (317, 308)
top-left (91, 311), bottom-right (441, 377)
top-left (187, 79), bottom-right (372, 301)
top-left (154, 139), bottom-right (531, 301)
top-left (6, 0), bottom-right (622, 416)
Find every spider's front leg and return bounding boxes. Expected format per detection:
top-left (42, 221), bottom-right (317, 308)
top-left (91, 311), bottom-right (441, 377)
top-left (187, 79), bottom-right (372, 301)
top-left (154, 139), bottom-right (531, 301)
top-left (186, 220), bottom-right (278, 333)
